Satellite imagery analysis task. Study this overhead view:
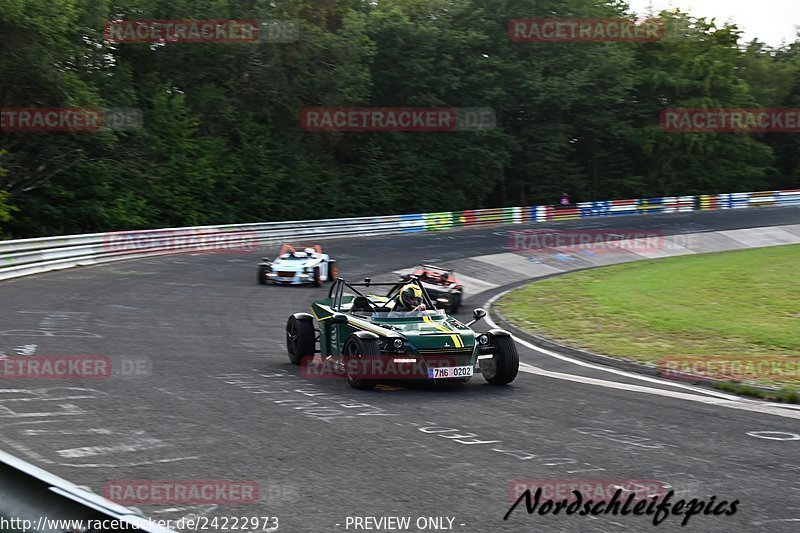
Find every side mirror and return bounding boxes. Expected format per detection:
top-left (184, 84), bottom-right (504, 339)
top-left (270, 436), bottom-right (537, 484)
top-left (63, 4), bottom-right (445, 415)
top-left (331, 313), bottom-right (349, 325)
top-left (466, 308), bottom-right (486, 327)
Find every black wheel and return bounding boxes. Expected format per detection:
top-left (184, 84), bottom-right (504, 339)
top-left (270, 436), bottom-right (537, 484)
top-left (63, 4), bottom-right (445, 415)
top-left (286, 316), bottom-right (315, 365)
top-left (328, 260), bottom-right (338, 281)
top-left (343, 335), bottom-right (380, 390)
top-left (481, 335), bottom-right (519, 385)
top-left (313, 267), bottom-right (322, 287)
top-left (449, 292), bottom-right (462, 314)
top-left (258, 265), bottom-right (269, 285)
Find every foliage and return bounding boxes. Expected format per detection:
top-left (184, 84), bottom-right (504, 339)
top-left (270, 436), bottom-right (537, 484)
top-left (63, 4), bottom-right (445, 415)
top-left (1, 0), bottom-right (798, 237)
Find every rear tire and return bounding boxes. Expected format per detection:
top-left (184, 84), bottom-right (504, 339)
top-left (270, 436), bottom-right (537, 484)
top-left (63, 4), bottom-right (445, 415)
top-left (482, 335), bottom-right (519, 385)
top-left (286, 316), bottom-right (315, 365)
top-left (328, 260), bottom-right (338, 281)
top-left (343, 335), bottom-right (380, 390)
top-left (313, 267), bottom-right (322, 287)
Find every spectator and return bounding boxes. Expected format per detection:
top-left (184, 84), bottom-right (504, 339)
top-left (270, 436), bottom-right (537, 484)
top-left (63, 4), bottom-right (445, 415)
top-left (560, 192), bottom-right (570, 206)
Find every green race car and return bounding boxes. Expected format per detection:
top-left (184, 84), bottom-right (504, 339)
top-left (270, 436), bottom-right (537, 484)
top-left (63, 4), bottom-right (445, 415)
top-left (285, 276), bottom-right (519, 390)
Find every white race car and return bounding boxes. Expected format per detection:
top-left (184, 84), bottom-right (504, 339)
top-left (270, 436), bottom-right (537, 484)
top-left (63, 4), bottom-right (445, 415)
top-left (258, 244), bottom-right (338, 286)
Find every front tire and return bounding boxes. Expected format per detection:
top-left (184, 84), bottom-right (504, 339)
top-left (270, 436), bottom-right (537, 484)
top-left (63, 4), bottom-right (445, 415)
top-left (328, 260), bottom-right (338, 281)
top-left (258, 265), bottom-right (269, 285)
top-left (481, 335), bottom-right (519, 385)
top-left (343, 335), bottom-right (380, 390)
top-left (313, 267), bottom-right (322, 287)
top-left (286, 316), bottom-right (315, 365)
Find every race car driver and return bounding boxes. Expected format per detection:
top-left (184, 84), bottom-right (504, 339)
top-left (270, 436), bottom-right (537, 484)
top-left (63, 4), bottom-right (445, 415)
top-left (394, 283), bottom-right (427, 312)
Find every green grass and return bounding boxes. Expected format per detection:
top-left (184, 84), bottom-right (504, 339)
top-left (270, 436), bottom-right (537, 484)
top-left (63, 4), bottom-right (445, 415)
top-left (713, 382), bottom-right (798, 403)
top-left (496, 245), bottom-right (800, 388)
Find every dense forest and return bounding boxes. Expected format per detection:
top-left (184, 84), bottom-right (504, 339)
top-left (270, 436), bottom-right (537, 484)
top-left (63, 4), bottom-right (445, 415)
top-left (1, 0), bottom-right (798, 238)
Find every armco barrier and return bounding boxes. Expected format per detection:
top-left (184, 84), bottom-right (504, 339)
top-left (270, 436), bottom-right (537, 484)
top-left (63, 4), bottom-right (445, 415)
top-left (700, 189), bottom-right (800, 210)
top-left (0, 449), bottom-right (174, 533)
top-left (0, 189), bottom-right (797, 282)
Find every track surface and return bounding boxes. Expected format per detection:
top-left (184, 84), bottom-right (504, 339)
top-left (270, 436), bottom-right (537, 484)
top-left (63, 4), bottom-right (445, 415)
top-left (1, 207), bottom-right (799, 533)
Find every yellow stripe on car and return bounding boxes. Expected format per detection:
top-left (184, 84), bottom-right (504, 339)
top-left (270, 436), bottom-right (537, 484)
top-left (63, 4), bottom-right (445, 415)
top-left (347, 318), bottom-right (390, 337)
top-left (423, 316), bottom-right (463, 347)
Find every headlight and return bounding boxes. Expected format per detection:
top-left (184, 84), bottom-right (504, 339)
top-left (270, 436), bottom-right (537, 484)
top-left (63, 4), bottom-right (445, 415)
top-left (393, 338), bottom-right (404, 349)
top-left (478, 334), bottom-right (490, 345)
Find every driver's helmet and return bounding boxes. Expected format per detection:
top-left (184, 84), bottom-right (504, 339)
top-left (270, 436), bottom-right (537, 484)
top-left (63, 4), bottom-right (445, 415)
top-left (304, 247), bottom-right (318, 257)
top-left (397, 283), bottom-right (423, 311)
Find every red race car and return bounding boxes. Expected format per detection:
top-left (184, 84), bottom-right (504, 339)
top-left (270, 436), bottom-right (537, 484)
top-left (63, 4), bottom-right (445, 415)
top-left (399, 264), bottom-right (464, 313)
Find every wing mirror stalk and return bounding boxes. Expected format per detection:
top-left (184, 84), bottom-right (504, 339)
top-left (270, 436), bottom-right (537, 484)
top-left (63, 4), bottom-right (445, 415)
top-left (465, 308), bottom-right (486, 327)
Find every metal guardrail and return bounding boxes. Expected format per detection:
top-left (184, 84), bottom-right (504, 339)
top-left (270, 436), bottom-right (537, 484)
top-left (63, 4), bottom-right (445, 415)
top-left (1, 189), bottom-right (798, 282)
top-left (0, 216), bottom-right (411, 281)
top-left (0, 450), bottom-right (174, 533)
top-left (699, 189), bottom-right (800, 210)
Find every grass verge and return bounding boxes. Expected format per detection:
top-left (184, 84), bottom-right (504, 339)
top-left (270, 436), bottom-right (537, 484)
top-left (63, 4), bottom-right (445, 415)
top-left (495, 245), bottom-right (800, 391)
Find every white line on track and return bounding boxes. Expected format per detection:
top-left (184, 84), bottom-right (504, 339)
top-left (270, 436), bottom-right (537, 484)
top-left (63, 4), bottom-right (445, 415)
top-left (59, 455), bottom-right (200, 468)
top-left (516, 362), bottom-right (800, 420)
top-left (483, 289), bottom-right (800, 420)
top-left (751, 519), bottom-right (800, 525)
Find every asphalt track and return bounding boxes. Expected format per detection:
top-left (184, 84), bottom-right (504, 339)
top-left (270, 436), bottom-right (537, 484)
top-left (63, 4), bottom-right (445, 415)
top-left (1, 207), bottom-right (799, 533)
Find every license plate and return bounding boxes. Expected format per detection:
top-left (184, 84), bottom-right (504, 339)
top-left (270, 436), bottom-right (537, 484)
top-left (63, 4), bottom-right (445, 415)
top-left (428, 366), bottom-right (473, 379)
